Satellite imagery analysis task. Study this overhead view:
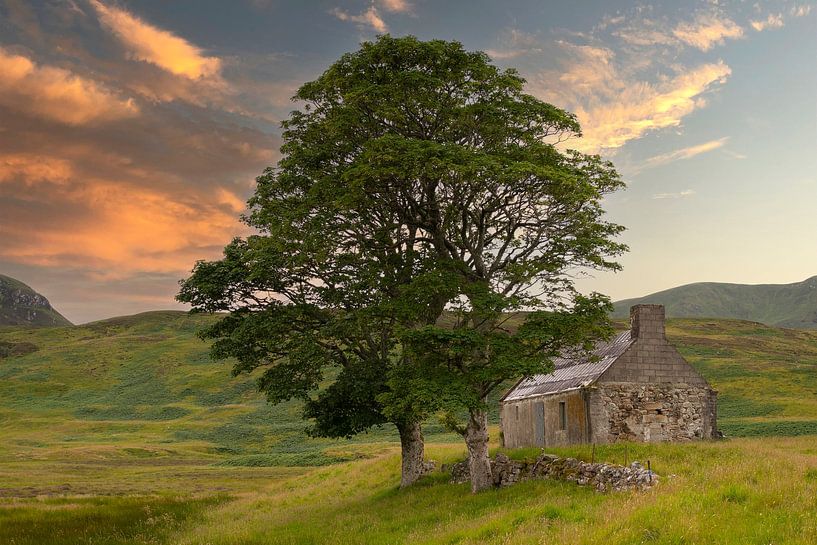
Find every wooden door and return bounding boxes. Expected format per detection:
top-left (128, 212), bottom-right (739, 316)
top-left (534, 401), bottom-right (545, 446)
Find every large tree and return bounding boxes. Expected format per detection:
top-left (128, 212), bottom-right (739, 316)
top-left (276, 35), bottom-right (626, 492)
top-left (179, 35), bottom-right (626, 492)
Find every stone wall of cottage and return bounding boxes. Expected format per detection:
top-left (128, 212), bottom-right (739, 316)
top-left (590, 383), bottom-right (718, 443)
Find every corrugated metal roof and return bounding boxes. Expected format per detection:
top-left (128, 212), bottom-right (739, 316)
top-left (502, 330), bottom-right (634, 402)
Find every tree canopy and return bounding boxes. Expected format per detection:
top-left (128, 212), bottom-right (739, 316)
top-left (178, 35), bottom-right (627, 492)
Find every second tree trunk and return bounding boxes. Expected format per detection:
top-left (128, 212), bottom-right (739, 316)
top-left (464, 409), bottom-right (493, 493)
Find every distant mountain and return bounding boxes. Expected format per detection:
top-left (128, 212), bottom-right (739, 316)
top-left (0, 274), bottom-right (72, 327)
top-left (613, 276), bottom-right (817, 329)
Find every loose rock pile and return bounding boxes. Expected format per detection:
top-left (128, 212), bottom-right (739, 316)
top-left (446, 452), bottom-right (658, 492)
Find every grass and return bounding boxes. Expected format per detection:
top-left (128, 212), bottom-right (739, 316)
top-left (0, 496), bottom-right (227, 545)
top-left (666, 318), bottom-right (817, 438)
top-left (1, 312), bottom-right (817, 543)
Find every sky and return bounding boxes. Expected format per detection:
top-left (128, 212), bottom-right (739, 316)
top-left (1, 0), bottom-right (815, 324)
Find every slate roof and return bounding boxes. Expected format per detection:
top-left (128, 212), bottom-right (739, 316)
top-left (501, 330), bottom-right (634, 402)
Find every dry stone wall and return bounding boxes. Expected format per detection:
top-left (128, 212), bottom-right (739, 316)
top-left (447, 453), bottom-right (658, 492)
top-left (593, 383), bottom-right (717, 442)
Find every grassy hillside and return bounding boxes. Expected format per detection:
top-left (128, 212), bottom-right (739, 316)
top-left (613, 276), bottom-right (817, 329)
top-left (0, 311), bottom-right (461, 471)
top-left (1, 311), bottom-right (817, 462)
top-left (0, 273), bottom-right (72, 327)
top-left (1, 311), bottom-right (817, 543)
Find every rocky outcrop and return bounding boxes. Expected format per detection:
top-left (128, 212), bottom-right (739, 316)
top-left (446, 452), bottom-right (658, 492)
top-left (0, 274), bottom-right (72, 327)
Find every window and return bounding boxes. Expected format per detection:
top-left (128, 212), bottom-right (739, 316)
top-left (559, 401), bottom-right (567, 430)
top-left (515, 406), bottom-right (519, 420)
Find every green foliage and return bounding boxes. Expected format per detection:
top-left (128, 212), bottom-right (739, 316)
top-left (178, 35), bottom-right (625, 459)
top-left (255, 36), bottom-right (627, 444)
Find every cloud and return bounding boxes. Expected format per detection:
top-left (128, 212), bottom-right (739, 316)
top-left (532, 42), bottom-right (732, 153)
top-left (672, 13), bottom-right (744, 50)
top-left (89, 0), bottom-right (222, 80)
top-left (750, 14), bottom-right (785, 31)
top-left (792, 5), bottom-right (812, 17)
top-left (640, 137), bottom-right (729, 170)
top-left (0, 89), bottom-right (277, 280)
top-left (652, 190), bottom-right (696, 199)
top-left (2, 182), bottom-right (246, 275)
top-left (0, 47), bottom-right (138, 125)
top-left (485, 28), bottom-right (543, 60)
top-left (379, 0), bottom-right (411, 13)
top-left (610, 9), bottom-right (750, 52)
top-left (0, 159), bottom-right (251, 276)
top-left (0, 154), bottom-right (74, 186)
top-left (331, 6), bottom-right (387, 32)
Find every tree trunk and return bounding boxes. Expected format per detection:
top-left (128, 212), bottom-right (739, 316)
top-left (397, 420), bottom-right (427, 488)
top-left (464, 408), bottom-right (493, 493)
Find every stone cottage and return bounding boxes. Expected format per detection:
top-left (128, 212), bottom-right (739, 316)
top-left (500, 304), bottom-right (717, 447)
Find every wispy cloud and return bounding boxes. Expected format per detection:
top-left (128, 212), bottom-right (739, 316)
top-left (0, 47), bottom-right (138, 125)
top-left (672, 13), bottom-right (744, 50)
top-left (641, 137), bottom-right (729, 170)
top-left (750, 13), bottom-right (785, 31)
top-left (379, 0), bottom-right (411, 13)
top-left (532, 42), bottom-right (732, 153)
top-left (521, 4), bottom-right (766, 154)
top-left (792, 5), bottom-right (812, 17)
top-left (653, 189), bottom-right (696, 199)
top-left (612, 8), bottom-right (750, 51)
top-left (485, 28), bottom-right (543, 60)
top-left (89, 0), bottom-right (222, 80)
top-left (331, 6), bottom-right (388, 33)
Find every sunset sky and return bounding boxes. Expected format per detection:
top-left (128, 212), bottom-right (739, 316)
top-left (1, 0), bottom-right (815, 323)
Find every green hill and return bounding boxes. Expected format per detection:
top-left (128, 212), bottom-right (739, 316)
top-left (1, 311), bottom-right (817, 544)
top-left (0, 274), bottom-right (72, 327)
top-left (613, 276), bottom-right (817, 329)
top-left (0, 311), bottom-right (815, 460)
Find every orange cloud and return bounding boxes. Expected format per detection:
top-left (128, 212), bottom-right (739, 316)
top-left (574, 62), bottom-right (730, 153)
top-left (672, 14), bottom-right (744, 50)
top-left (90, 0), bottom-right (222, 80)
top-left (0, 47), bottom-right (138, 125)
top-left (2, 177), bottom-right (249, 276)
top-left (0, 154), bottom-right (74, 186)
top-left (331, 6), bottom-right (388, 32)
top-left (379, 0), bottom-right (411, 13)
top-left (532, 42), bottom-right (731, 154)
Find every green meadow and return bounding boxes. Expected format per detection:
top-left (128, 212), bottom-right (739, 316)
top-left (1, 312), bottom-right (817, 544)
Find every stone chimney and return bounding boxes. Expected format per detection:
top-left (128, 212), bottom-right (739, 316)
top-left (630, 304), bottom-right (665, 340)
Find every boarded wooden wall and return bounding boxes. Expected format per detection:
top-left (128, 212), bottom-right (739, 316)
top-left (500, 390), bottom-right (588, 448)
